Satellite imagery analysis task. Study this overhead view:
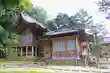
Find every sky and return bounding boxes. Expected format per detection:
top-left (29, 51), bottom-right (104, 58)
top-left (31, 0), bottom-right (110, 33)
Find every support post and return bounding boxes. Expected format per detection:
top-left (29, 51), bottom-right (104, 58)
top-left (26, 46), bottom-right (28, 56)
top-left (48, 36), bottom-right (52, 59)
top-left (32, 46), bottom-right (34, 56)
top-left (16, 47), bottom-right (17, 53)
top-left (35, 37), bottom-right (40, 57)
top-left (20, 47), bottom-right (23, 56)
top-left (15, 47), bottom-right (18, 56)
top-left (84, 40), bottom-right (89, 66)
top-left (75, 35), bottom-right (80, 65)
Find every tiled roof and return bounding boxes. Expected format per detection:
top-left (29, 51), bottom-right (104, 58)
top-left (45, 28), bottom-right (92, 36)
top-left (21, 12), bottom-right (46, 29)
top-left (45, 29), bottom-right (78, 36)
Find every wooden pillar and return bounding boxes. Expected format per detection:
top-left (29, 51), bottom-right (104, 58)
top-left (20, 47), bottom-right (23, 56)
top-left (26, 46), bottom-right (28, 56)
top-left (32, 46), bottom-right (34, 56)
top-left (15, 47), bottom-right (18, 56)
top-left (48, 36), bottom-right (51, 59)
top-left (75, 35), bottom-right (80, 65)
top-left (76, 36), bottom-right (80, 58)
top-left (35, 37), bottom-right (40, 57)
top-left (16, 47), bottom-right (17, 53)
top-left (83, 40), bottom-right (89, 66)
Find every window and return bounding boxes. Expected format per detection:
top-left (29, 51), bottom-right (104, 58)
top-left (55, 40), bottom-right (65, 51)
top-left (67, 40), bottom-right (76, 50)
top-left (64, 40), bottom-right (68, 50)
top-left (53, 40), bottom-right (76, 52)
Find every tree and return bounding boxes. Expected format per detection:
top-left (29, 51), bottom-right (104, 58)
top-left (46, 13), bottom-right (71, 31)
top-left (54, 13), bottom-right (70, 28)
top-left (0, 0), bottom-right (32, 55)
top-left (98, 0), bottom-right (110, 12)
top-left (74, 9), bottom-right (107, 43)
top-left (46, 20), bottom-right (58, 31)
top-left (47, 13), bottom-right (79, 31)
top-left (46, 9), bottom-right (107, 44)
top-left (74, 9), bottom-right (93, 28)
top-left (26, 6), bottom-right (47, 24)
top-left (46, 9), bottom-right (93, 31)
top-left (98, 0), bottom-right (110, 19)
top-left (87, 23), bottom-right (107, 43)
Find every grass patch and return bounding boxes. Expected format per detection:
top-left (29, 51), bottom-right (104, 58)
top-left (0, 71), bottom-right (52, 73)
top-left (45, 59), bottom-right (84, 66)
top-left (0, 60), bottom-right (33, 64)
top-left (0, 60), bottom-right (33, 67)
top-left (0, 59), bottom-right (8, 64)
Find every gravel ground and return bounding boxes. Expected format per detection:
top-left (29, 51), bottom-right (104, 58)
top-left (0, 63), bottom-right (109, 73)
top-left (0, 67), bottom-right (109, 73)
top-left (0, 66), bottom-right (109, 73)
top-left (0, 63), bottom-right (37, 68)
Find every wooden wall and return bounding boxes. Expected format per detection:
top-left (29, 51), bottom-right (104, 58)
top-left (39, 40), bottom-right (51, 58)
top-left (43, 41), bottom-right (51, 58)
top-left (40, 35), bottom-right (81, 60)
top-left (19, 29), bottom-right (33, 46)
top-left (51, 36), bottom-right (78, 60)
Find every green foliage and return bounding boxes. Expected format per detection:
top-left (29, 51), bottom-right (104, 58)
top-left (74, 9), bottom-right (93, 28)
top-left (54, 13), bottom-right (70, 28)
top-left (90, 43), bottom-right (102, 57)
top-left (98, 0), bottom-right (110, 12)
top-left (46, 13), bottom-right (78, 31)
top-left (0, 0), bottom-right (32, 55)
top-left (26, 6), bottom-right (47, 24)
top-left (46, 9), bottom-right (107, 43)
top-left (46, 20), bottom-right (58, 31)
top-left (46, 9), bottom-right (94, 31)
top-left (97, 0), bottom-right (110, 19)
top-left (76, 9), bottom-right (107, 43)
top-left (0, 0), bottom-right (32, 12)
top-left (87, 23), bottom-right (107, 43)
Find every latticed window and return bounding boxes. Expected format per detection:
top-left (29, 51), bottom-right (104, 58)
top-left (53, 40), bottom-right (76, 51)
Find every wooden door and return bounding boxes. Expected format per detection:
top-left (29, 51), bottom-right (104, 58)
top-left (44, 41), bottom-right (51, 59)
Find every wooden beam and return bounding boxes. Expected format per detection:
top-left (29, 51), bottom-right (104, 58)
top-left (76, 35), bottom-right (80, 58)
top-left (75, 35), bottom-right (80, 65)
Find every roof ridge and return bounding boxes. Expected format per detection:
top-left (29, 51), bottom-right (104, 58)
top-left (20, 12), bottom-right (46, 29)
